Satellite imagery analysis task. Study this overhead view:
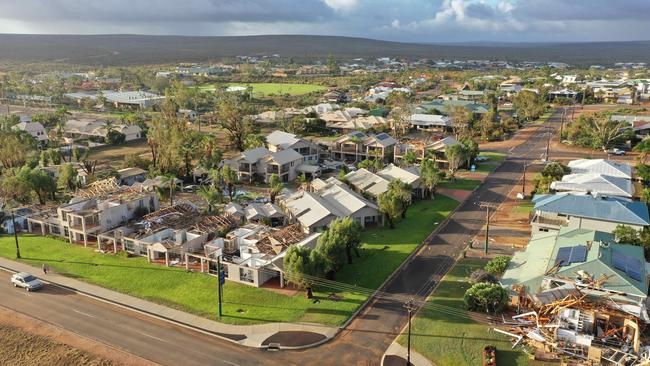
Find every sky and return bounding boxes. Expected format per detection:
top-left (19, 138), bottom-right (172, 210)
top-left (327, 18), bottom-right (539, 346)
top-left (0, 0), bottom-right (648, 43)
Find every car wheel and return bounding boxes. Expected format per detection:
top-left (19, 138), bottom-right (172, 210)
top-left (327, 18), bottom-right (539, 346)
top-left (13, 282), bottom-right (17, 287)
top-left (26, 287), bottom-right (30, 291)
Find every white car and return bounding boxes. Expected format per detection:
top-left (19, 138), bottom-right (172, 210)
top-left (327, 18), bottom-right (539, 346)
top-left (10, 272), bottom-right (44, 291)
top-left (607, 148), bottom-right (626, 156)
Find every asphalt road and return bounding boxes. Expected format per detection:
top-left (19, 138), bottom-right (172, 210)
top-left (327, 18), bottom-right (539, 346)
top-left (0, 112), bottom-right (561, 366)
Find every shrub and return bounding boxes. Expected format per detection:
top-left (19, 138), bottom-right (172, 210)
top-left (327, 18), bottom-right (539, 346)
top-left (469, 269), bottom-right (498, 284)
top-left (463, 283), bottom-right (508, 313)
top-left (484, 256), bottom-right (511, 276)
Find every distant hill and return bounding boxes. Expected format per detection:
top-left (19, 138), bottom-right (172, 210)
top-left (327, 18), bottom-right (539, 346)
top-left (0, 34), bottom-right (648, 66)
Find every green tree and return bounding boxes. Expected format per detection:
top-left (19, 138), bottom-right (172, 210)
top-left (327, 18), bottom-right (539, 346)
top-left (463, 283), bottom-right (509, 313)
top-left (221, 165), bottom-right (238, 202)
top-left (57, 163), bottom-right (78, 193)
top-left (159, 174), bottom-right (177, 206)
top-left (388, 180), bottom-right (412, 218)
top-left (445, 143), bottom-right (465, 178)
top-left (461, 138), bottom-right (479, 168)
top-left (268, 173), bottom-right (283, 204)
top-left (215, 96), bottom-right (254, 151)
top-left (283, 245), bottom-right (326, 289)
top-left (484, 256), bottom-right (511, 276)
top-left (403, 150), bottom-right (418, 166)
top-left (378, 191), bottom-right (401, 229)
top-left (317, 217), bottom-right (363, 267)
top-left (513, 90), bottom-right (545, 122)
top-left (448, 105), bottom-right (472, 139)
top-left (612, 225), bottom-right (641, 245)
top-left (420, 158), bottom-right (442, 199)
top-left (634, 138), bottom-right (650, 162)
top-left (197, 185), bottom-right (223, 213)
top-left (245, 134), bottom-right (267, 149)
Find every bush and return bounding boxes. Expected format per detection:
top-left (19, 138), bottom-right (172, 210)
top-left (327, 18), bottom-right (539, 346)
top-left (463, 282), bottom-right (508, 313)
top-left (484, 256), bottom-right (511, 275)
top-left (469, 269), bottom-right (498, 284)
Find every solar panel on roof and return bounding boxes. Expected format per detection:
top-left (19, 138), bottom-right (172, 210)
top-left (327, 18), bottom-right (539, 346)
top-left (556, 247), bottom-right (572, 266)
top-left (627, 265), bottom-right (643, 282)
top-left (353, 132), bottom-right (365, 138)
top-left (568, 245), bottom-right (587, 264)
top-left (612, 250), bottom-right (644, 282)
top-left (376, 133), bottom-right (390, 140)
top-left (612, 250), bottom-right (626, 271)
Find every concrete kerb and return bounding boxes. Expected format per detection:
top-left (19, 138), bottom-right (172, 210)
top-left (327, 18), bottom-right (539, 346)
top-left (0, 265), bottom-right (340, 349)
top-left (0, 264), bottom-right (254, 347)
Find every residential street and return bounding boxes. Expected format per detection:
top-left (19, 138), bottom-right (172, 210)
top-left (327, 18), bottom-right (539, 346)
top-left (0, 111), bottom-right (561, 366)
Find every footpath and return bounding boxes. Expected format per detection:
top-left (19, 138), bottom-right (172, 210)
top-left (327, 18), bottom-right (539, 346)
top-left (0, 257), bottom-right (337, 349)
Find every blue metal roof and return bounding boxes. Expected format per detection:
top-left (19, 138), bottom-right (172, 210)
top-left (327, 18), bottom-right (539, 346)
top-left (533, 193), bottom-right (650, 226)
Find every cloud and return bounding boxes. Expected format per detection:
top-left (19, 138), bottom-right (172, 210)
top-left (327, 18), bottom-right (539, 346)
top-left (322, 0), bottom-right (358, 11)
top-left (0, 0), bottom-right (647, 42)
top-left (0, 0), bottom-right (334, 24)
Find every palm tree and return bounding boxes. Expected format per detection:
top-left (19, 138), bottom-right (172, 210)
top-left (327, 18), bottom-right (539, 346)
top-left (388, 180), bottom-right (412, 218)
top-left (221, 165), bottom-right (238, 202)
top-left (159, 174), bottom-right (177, 206)
top-left (197, 185), bottom-right (223, 213)
top-left (297, 173), bottom-right (310, 191)
top-left (378, 192), bottom-right (400, 229)
top-left (420, 158), bottom-right (441, 199)
top-left (268, 173), bottom-right (283, 204)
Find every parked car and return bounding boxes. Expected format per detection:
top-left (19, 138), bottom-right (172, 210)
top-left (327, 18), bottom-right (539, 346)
top-left (10, 272), bottom-right (43, 291)
top-left (607, 148), bottom-right (626, 156)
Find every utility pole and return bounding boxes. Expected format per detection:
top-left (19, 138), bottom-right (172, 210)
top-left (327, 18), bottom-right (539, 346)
top-left (557, 107), bottom-right (566, 143)
top-left (217, 256), bottom-right (224, 317)
top-left (12, 211), bottom-right (20, 259)
top-left (522, 164), bottom-right (527, 198)
top-left (404, 300), bottom-right (416, 366)
top-left (479, 202), bottom-right (498, 254)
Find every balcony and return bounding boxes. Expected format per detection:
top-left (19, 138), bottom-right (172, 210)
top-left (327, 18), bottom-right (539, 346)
top-left (238, 163), bottom-right (253, 173)
top-left (531, 215), bottom-right (567, 227)
top-left (339, 144), bottom-right (360, 153)
top-left (266, 165), bottom-right (279, 175)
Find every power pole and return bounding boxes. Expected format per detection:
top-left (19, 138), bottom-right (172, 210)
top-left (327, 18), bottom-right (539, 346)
top-left (558, 107), bottom-right (566, 143)
top-left (217, 256), bottom-right (224, 317)
top-left (404, 300), bottom-right (416, 366)
top-left (521, 164), bottom-right (527, 198)
top-left (479, 202), bottom-right (498, 254)
top-left (12, 211), bottom-right (20, 259)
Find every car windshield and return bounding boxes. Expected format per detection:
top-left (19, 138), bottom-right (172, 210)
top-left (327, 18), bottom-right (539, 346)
top-left (22, 275), bottom-right (37, 282)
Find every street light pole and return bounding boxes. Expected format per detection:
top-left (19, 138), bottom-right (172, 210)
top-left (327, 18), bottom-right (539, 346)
top-left (217, 256), bottom-right (223, 317)
top-left (404, 300), bottom-right (416, 366)
top-left (12, 211), bottom-right (20, 259)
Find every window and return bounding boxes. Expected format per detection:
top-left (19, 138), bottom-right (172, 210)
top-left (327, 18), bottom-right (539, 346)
top-left (239, 268), bottom-right (254, 283)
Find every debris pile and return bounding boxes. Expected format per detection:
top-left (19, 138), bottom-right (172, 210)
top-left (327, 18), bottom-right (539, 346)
top-left (495, 281), bottom-right (650, 365)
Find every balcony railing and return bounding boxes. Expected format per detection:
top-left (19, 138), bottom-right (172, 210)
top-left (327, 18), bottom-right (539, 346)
top-left (238, 164), bottom-right (252, 172)
top-left (532, 215), bottom-right (567, 227)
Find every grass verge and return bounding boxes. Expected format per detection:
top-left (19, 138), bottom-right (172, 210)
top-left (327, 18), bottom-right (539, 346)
top-left (398, 259), bottom-right (547, 366)
top-left (0, 197), bottom-right (458, 326)
top-left (439, 178), bottom-right (482, 191)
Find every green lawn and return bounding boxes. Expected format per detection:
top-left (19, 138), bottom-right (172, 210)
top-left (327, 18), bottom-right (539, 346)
top-left (532, 111), bottom-right (553, 125)
top-left (513, 200), bottom-right (535, 214)
top-left (398, 259), bottom-right (544, 366)
top-left (439, 178), bottom-right (482, 191)
top-left (475, 152), bottom-right (506, 173)
top-left (0, 197), bottom-right (458, 326)
top-left (198, 82), bottom-right (326, 96)
top-left (336, 196), bottom-right (459, 289)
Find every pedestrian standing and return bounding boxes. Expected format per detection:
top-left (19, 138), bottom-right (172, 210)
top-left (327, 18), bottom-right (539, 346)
top-left (42, 263), bottom-right (49, 275)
